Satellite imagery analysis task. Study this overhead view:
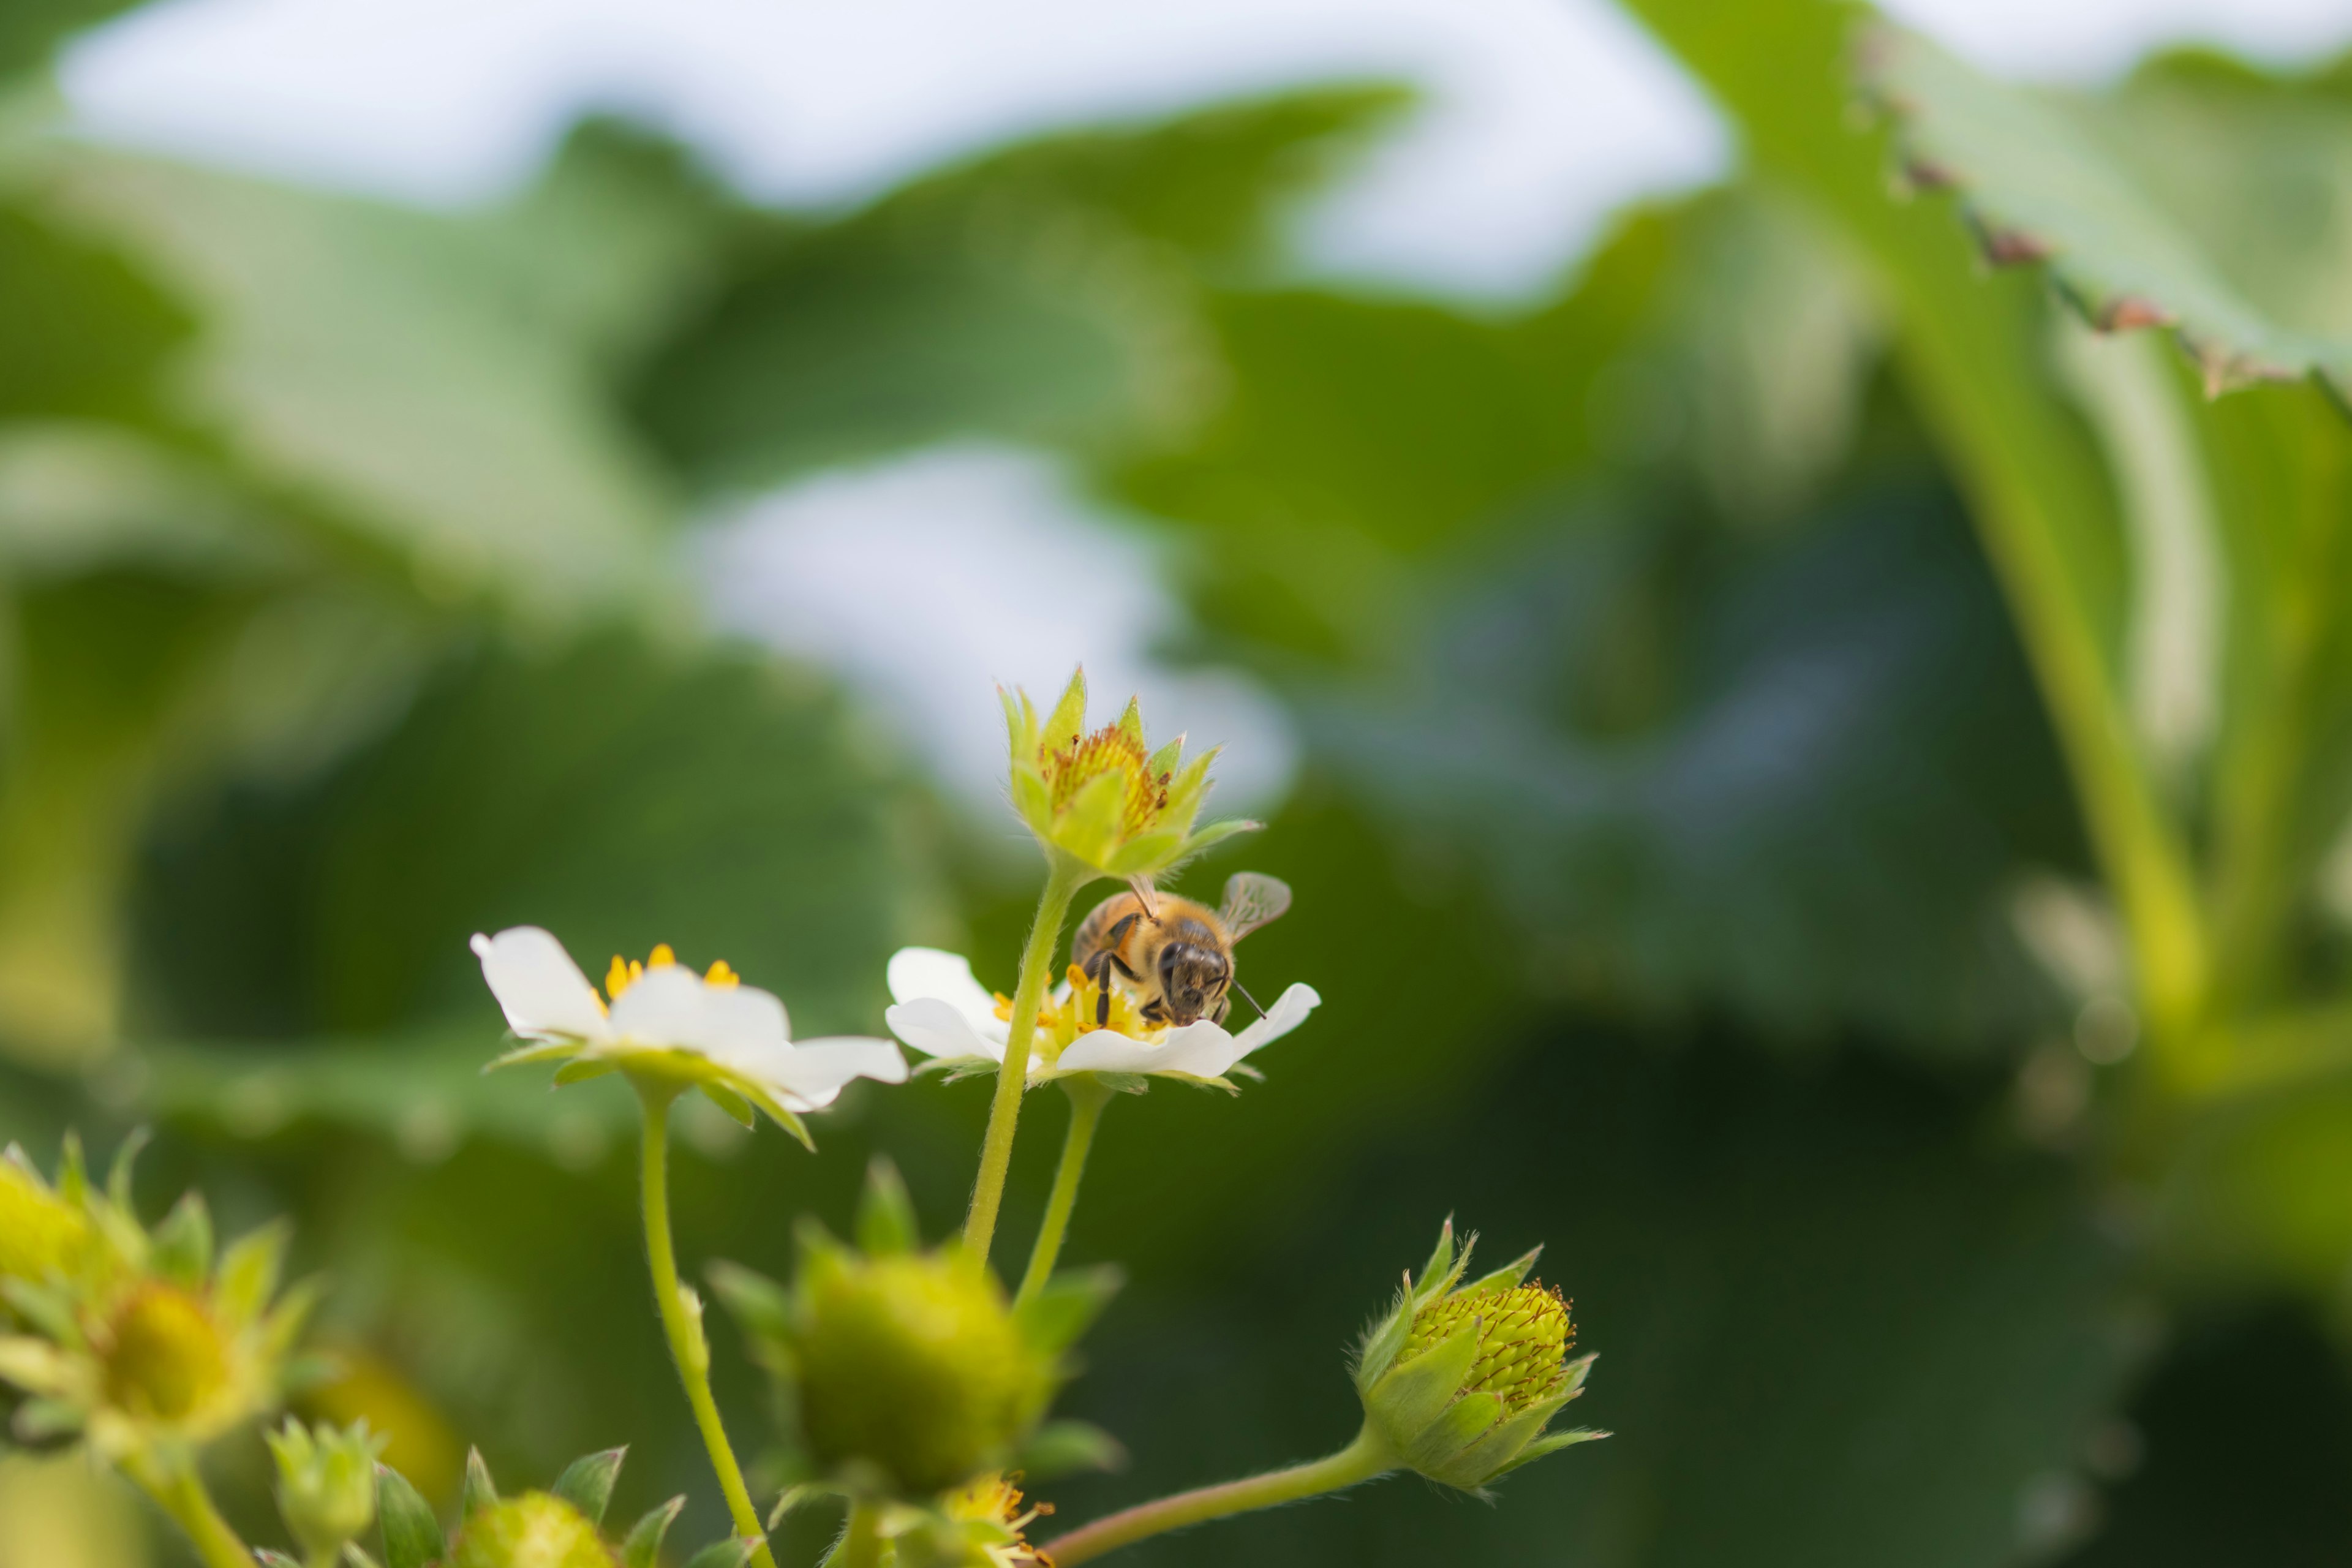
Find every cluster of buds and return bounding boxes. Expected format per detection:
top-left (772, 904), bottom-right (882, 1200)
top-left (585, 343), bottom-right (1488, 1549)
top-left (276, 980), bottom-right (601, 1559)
top-left (711, 1162), bottom-right (1117, 1503)
top-left (1352, 1219), bottom-right (1603, 1492)
top-left (266, 1417), bottom-right (385, 1563)
top-left (1002, 668), bottom-right (1256, 883)
top-left (370, 1444), bottom-right (755, 1568)
top-left (0, 1135), bottom-right (314, 1464)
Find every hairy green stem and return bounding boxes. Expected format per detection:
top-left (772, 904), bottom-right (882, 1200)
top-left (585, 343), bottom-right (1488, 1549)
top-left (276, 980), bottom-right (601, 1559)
top-left (965, 861), bottom-right (1084, 1262)
top-left (1016, 1076), bottom-right (1112, 1306)
top-left (635, 1082), bottom-right (777, 1568)
top-left (831, 1499), bottom-right (884, 1568)
top-left (1046, 1424), bottom-right (1396, 1564)
top-left (124, 1451), bottom-right (257, 1568)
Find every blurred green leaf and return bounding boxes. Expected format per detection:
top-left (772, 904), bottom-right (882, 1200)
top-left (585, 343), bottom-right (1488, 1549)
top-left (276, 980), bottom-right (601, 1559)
top-left (0, 202), bottom-right (191, 422)
top-left (1055, 1033), bottom-right (2136, 1568)
top-left (38, 145), bottom-right (681, 624)
top-left (1297, 479), bottom-right (2076, 1052)
top-left (0, 0), bottom-right (143, 81)
top-left (1860, 28), bottom-right (2352, 401)
top-left (629, 87), bottom-right (1409, 492)
top-left (127, 630), bottom-right (937, 1140)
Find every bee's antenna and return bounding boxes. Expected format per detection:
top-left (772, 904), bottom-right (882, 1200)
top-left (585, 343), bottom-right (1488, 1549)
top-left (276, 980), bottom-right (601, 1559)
top-left (1234, 981), bottom-right (1269, 1021)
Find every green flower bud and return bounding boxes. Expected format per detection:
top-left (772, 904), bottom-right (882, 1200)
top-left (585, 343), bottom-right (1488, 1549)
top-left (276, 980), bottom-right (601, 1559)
top-left (267, 1418), bottom-right (385, 1561)
top-left (797, 1248), bottom-right (1042, 1495)
top-left (714, 1162), bottom-right (1102, 1501)
top-left (0, 1157), bottom-right (89, 1286)
top-left (1352, 1220), bottom-right (1605, 1492)
top-left (451, 1492), bottom-right (617, 1568)
top-left (1000, 669), bottom-right (1257, 881)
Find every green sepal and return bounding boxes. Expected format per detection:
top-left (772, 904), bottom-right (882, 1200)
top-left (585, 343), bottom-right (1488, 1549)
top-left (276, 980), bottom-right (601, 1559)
top-left (1016, 1419), bottom-right (1127, 1477)
top-left (56, 1131), bottom-right (88, 1207)
top-left (1057, 770), bottom-right (1129, 865)
top-left (551, 1057), bottom-right (620, 1087)
top-left (1102, 832), bottom-right (1185, 878)
top-left (1041, 668), bottom-right (1088, 755)
top-left (1090, 1071), bottom-right (1151, 1096)
top-left (460, 1448), bottom-right (498, 1518)
top-left (765, 1483), bottom-right (827, 1530)
top-left (1459, 1245), bottom-right (1544, 1298)
top-left (1143, 734), bottom-right (1186, 782)
top-left (854, 1159), bottom-right (920, 1255)
top-left (1352, 1289), bottom-right (1414, 1392)
top-left (707, 1260), bottom-right (792, 1344)
top-left (484, 1041), bottom-right (578, 1073)
top-left (621, 1496), bottom-right (685, 1568)
top-left (106, 1127), bottom-right (150, 1215)
top-left (1404, 1389), bottom-right (1504, 1476)
top-left (3, 1278), bottom-right (81, 1344)
top-left (1014, 1265), bottom-right (1123, 1358)
top-left (680, 1539), bottom-right (760, 1568)
top-left (1488, 1426), bottom-right (1610, 1480)
top-left (257, 1550), bottom-right (303, 1567)
top-left (1112, 695), bottom-right (1145, 747)
top-left (1441, 1389), bottom-right (1574, 1486)
top-left (1414, 1219), bottom-right (1458, 1297)
top-left (551, 1446), bottom-right (626, 1524)
top-left (216, 1221), bottom-right (292, 1325)
top-left (150, 1191), bottom-right (214, 1287)
top-left (701, 1082), bottom-right (756, 1129)
top-left (373, 1463), bottom-right (446, 1568)
top-left (731, 1082), bottom-right (815, 1152)
top-left (344, 1547), bottom-right (385, 1568)
top-left (1365, 1321), bottom-right (1480, 1441)
top-left (12, 1396), bottom-right (85, 1439)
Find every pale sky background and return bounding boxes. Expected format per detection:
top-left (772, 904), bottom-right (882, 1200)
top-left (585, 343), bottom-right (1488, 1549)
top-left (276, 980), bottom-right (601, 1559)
top-left (57, 0), bottom-right (2352, 816)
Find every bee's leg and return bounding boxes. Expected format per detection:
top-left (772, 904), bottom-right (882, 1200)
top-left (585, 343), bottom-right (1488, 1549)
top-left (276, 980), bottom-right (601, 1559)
top-left (1105, 913), bottom-right (1140, 945)
top-left (1109, 954), bottom-right (1140, 982)
top-left (1141, 1000), bottom-right (1166, 1025)
top-left (1210, 993), bottom-right (1231, 1025)
top-left (1081, 951), bottom-right (1128, 1027)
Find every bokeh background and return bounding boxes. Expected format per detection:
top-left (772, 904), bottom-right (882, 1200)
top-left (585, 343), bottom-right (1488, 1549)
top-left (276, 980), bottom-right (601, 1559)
top-left (6, 0), bottom-right (2352, 1562)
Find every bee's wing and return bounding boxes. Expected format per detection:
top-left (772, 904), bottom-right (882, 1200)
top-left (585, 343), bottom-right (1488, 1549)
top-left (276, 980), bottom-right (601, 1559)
top-left (1217, 872), bottom-right (1292, 942)
top-left (1125, 873), bottom-right (1162, 922)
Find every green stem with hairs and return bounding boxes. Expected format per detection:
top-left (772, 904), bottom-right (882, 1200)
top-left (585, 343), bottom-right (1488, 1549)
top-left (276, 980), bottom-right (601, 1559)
top-left (1046, 1424), bottom-right (1398, 1565)
top-left (965, 859), bottom-right (1085, 1263)
top-left (635, 1080), bottom-right (777, 1568)
top-left (831, 1499), bottom-right (885, 1568)
top-left (124, 1451), bottom-right (257, 1568)
top-left (1016, 1076), bottom-right (1112, 1306)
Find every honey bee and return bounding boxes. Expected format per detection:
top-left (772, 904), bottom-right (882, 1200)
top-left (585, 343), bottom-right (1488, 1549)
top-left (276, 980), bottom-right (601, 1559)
top-left (1071, 872), bottom-right (1292, 1029)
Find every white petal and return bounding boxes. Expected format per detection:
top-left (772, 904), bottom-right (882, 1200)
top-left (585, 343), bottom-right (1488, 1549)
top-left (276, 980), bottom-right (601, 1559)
top-left (1056, 1020), bottom-right (1242, 1079)
top-left (471, 927), bottom-right (612, 1042)
top-left (610, 965), bottom-right (789, 1055)
top-left (1228, 982), bottom-right (1321, 1060)
top-left (715, 1035), bottom-right (908, 1112)
top-left (886, 948), bottom-right (1008, 1042)
top-left (886, 998), bottom-right (1005, 1064)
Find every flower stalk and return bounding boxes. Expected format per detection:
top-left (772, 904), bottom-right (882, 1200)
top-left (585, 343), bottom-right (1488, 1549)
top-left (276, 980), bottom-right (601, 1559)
top-left (832, 1499), bottom-right (886, 1568)
top-left (634, 1080), bottom-right (776, 1568)
top-left (123, 1450), bottom-right (259, 1568)
top-left (1016, 1077), bottom-right (1112, 1307)
top-left (964, 860), bottom-right (1085, 1263)
top-left (1045, 1424), bottom-right (1395, 1565)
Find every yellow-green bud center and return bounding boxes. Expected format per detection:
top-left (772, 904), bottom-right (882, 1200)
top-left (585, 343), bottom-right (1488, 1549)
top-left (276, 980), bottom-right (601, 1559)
top-left (103, 1283), bottom-right (229, 1422)
top-left (450, 1493), bottom-right (616, 1568)
top-left (797, 1253), bottom-right (1044, 1495)
top-left (0, 1164), bottom-right (88, 1284)
top-left (1400, 1283), bottom-right (1573, 1412)
top-left (1043, 720), bottom-right (1167, 839)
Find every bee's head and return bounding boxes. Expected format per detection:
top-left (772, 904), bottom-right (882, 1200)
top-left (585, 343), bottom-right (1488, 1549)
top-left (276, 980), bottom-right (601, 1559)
top-left (1157, 942), bottom-right (1231, 1027)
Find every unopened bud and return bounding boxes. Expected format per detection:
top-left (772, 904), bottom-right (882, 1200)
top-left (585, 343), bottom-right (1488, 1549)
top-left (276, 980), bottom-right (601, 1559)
top-left (450, 1492), bottom-right (614, 1568)
top-left (1353, 1220), bottom-right (1605, 1491)
top-left (268, 1419), bottom-right (385, 1561)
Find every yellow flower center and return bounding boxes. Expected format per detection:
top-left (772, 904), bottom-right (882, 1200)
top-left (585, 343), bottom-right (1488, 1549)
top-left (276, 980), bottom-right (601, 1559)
top-left (103, 1283), bottom-right (231, 1423)
top-left (1400, 1283), bottom-right (1574, 1413)
top-left (1042, 719), bottom-right (1169, 838)
top-left (946, 1473), bottom-right (1054, 1566)
top-left (995, 966), bottom-right (1162, 1065)
top-left (603, 945), bottom-right (737, 1003)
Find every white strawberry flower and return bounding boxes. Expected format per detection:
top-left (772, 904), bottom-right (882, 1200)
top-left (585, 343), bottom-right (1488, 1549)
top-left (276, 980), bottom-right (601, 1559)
top-left (471, 926), bottom-right (907, 1147)
top-left (883, 946), bottom-right (1319, 1089)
